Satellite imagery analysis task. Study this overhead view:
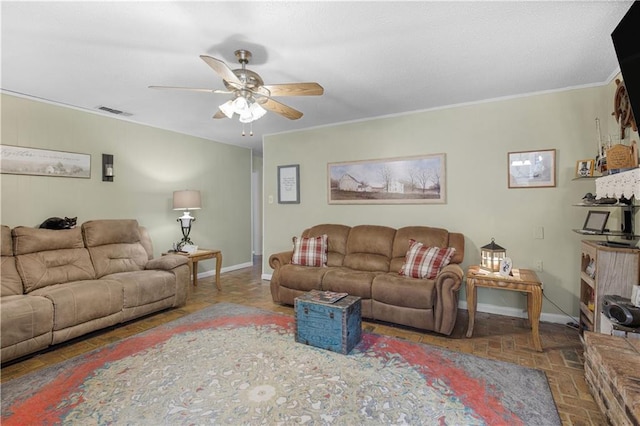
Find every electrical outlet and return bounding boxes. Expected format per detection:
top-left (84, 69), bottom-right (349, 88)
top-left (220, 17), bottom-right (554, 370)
top-left (535, 260), bottom-right (543, 272)
top-left (268, 195), bottom-right (274, 204)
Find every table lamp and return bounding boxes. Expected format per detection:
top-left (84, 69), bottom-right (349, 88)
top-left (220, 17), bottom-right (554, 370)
top-left (173, 190), bottom-right (201, 250)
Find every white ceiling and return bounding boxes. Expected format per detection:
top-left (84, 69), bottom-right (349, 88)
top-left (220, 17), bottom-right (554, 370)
top-left (1, 1), bottom-right (633, 154)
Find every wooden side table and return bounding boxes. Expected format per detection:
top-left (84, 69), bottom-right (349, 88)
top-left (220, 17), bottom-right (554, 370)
top-left (466, 265), bottom-right (543, 352)
top-left (164, 249), bottom-right (222, 290)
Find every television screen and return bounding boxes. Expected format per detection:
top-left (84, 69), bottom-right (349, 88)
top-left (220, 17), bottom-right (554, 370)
top-left (612, 2), bottom-right (640, 130)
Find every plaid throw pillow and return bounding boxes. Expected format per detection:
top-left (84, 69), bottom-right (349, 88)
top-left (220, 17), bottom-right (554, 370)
top-left (399, 239), bottom-right (456, 279)
top-left (291, 234), bottom-right (328, 267)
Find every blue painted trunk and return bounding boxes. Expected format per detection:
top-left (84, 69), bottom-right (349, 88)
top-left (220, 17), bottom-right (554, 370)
top-left (294, 294), bottom-right (362, 354)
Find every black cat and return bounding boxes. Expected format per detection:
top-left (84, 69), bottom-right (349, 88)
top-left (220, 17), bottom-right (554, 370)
top-left (39, 216), bottom-right (77, 230)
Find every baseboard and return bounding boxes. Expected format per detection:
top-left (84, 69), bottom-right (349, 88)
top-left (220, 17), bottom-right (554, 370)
top-left (457, 300), bottom-right (572, 325)
top-left (260, 272), bottom-right (571, 325)
top-left (198, 262), bottom-right (253, 279)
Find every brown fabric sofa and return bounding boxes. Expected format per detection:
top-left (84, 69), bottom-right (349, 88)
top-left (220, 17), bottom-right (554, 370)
top-left (269, 224), bottom-right (465, 335)
top-left (1, 219), bottom-right (190, 363)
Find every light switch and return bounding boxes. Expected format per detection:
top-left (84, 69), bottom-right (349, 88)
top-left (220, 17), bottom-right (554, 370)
top-left (534, 226), bottom-right (544, 239)
top-left (268, 195), bottom-right (274, 204)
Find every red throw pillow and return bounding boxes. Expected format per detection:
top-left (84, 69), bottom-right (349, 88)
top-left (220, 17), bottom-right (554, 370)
top-left (291, 234), bottom-right (328, 267)
top-left (399, 239), bottom-right (456, 279)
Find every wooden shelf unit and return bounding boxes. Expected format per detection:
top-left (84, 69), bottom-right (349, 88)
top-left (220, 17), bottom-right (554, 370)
top-left (579, 240), bottom-right (640, 333)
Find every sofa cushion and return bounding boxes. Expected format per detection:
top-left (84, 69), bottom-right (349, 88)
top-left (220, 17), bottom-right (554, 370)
top-left (1, 256), bottom-right (23, 296)
top-left (2, 226), bottom-right (24, 296)
top-left (104, 270), bottom-right (177, 308)
top-left (322, 268), bottom-right (377, 299)
top-left (30, 280), bottom-right (123, 330)
top-left (11, 226), bottom-right (95, 293)
top-left (138, 226), bottom-right (155, 260)
top-left (87, 244), bottom-right (149, 278)
top-left (12, 226), bottom-right (85, 255)
top-left (1, 225), bottom-right (13, 256)
top-left (82, 220), bottom-right (148, 278)
top-left (302, 224), bottom-right (351, 267)
top-left (82, 219), bottom-right (142, 246)
top-left (16, 248), bottom-right (96, 293)
top-left (372, 273), bottom-right (436, 310)
top-left (399, 240), bottom-right (456, 279)
top-left (0, 294), bottom-right (53, 348)
top-left (291, 234), bottom-right (328, 267)
top-left (279, 264), bottom-right (328, 292)
top-left (343, 225), bottom-right (395, 272)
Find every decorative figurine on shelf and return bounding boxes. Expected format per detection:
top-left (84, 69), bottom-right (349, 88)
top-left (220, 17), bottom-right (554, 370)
top-left (594, 118), bottom-right (607, 174)
top-left (612, 79), bottom-right (638, 140)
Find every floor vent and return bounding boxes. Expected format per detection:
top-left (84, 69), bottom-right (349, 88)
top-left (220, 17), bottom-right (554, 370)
top-left (96, 106), bottom-right (132, 116)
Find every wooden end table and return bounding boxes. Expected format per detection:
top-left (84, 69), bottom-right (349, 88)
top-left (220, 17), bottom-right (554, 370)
top-left (466, 265), bottom-right (543, 352)
top-left (164, 249), bottom-right (222, 290)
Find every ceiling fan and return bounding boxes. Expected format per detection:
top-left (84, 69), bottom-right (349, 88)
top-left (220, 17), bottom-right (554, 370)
top-left (150, 49), bottom-right (323, 123)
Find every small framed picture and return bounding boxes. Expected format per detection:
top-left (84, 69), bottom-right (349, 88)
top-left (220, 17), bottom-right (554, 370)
top-left (508, 149), bottom-right (556, 188)
top-left (499, 257), bottom-right (513, 277)
top-left (575, 159), bottom-right (595, 178)
top-left (278, 164), bottom-right (300, 204)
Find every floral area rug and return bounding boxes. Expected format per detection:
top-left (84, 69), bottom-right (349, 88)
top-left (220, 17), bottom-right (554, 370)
top-left (1, 303), bottom-right (560, 425)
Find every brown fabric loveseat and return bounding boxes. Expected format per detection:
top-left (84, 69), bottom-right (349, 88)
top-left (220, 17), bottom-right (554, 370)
top-left (269, 224), bottom-right (465, 335)
top-left (1, 219), bottom-right (190, 363)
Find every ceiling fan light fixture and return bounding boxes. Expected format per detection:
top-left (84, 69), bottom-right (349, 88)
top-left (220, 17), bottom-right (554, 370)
top-left (231, 96), bottom-right (248, 114)
top-left (153, 50), bottom-right (323, 127)
top-left (218, 100), bottom-right (235, 119)
top-left (250, 102), bottom-right (267, 120)
top-left (238, 101), bottom-right (267, 124)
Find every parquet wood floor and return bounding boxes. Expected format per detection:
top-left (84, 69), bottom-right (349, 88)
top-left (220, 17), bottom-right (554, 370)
top-left (1, 258), bottom-right (604, 425)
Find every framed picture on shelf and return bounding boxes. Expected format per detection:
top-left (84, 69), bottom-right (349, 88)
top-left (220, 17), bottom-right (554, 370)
top-left (575, 159), bottom-right (595, 178)
top-left (508, 149), bottom-right (556, 188)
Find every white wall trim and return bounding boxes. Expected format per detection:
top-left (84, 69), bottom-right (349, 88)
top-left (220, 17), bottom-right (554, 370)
top-left (263, 79), bottom-right (613, 140)
top-left (0, 89), bottom-right (246, 150)
top-left (457, 301), bottom-right (575, 325)
top-left (198, 262), bottom-right (253, 279)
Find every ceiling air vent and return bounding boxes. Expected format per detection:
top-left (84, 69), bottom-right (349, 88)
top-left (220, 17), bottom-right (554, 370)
top-left (96, 106), bottom-right (132, 117)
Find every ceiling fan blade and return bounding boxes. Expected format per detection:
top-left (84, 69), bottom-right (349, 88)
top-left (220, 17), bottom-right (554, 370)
top-left (261, 98), bottom-right (303, 120)
top-left (200, 55), bottom-right (242, 86)
top-left (212, 110), bottom-right (227, 119)
top-left (148, 85), bottom-right (230, 94)
top-left (262, 83), bottom-right (324, 96)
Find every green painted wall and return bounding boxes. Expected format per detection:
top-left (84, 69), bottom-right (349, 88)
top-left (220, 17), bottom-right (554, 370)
top-left (263, 78), bottom-right (640, 320)
top-left (1, 94), bottom-right (252, 271)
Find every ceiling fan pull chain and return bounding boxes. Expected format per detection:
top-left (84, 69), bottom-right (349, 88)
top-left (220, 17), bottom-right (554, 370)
top-left (242, 123), bottom-right (246, 137)
top-left (250, 123), bottom-right (253, 137)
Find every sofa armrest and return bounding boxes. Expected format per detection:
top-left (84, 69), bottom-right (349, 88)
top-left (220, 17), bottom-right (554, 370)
top-left (269, 250), bottom-right (293, 270)
top-left (268, 250), bottom-right (293, 304)
top-left (433, 263), bottom-right (464, 335)
top-left (146, 254), bottom-right (189, 271)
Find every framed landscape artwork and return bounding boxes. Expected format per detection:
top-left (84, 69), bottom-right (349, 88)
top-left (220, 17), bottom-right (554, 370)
top-left (507, 149), bottom-right (556, 188)
top-left (327, 154), bottom-right (446, 204)
top-left (0, 145), bottom-right (91, 178)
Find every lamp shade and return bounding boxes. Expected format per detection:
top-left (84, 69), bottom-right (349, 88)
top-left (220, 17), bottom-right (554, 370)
top-left (172, 190), bottom-right (201, 211)
top-left (218, 100), bottom-right (235, 119)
